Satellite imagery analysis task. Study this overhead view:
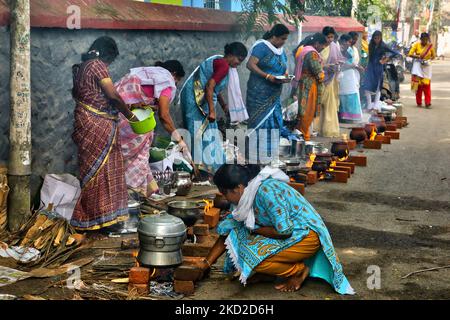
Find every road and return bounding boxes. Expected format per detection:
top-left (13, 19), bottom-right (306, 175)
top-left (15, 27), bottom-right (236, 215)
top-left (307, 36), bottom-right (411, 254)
top-left (194, 60), bottom-right (450, 300)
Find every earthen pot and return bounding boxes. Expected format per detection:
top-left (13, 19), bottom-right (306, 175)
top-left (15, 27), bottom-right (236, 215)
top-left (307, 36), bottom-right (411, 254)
top-left (312, 161), bottom-right (328, 174)
top-left (370, 115), bottom-right (387, 133)
top-left (364, 123), bottom-right (378, 137)
top-left (331, 141), bottom-right (350, 159)
top-left (350, 127), bottom-right (367, 143)
top-left (315, 153), bottom-right (334, 167)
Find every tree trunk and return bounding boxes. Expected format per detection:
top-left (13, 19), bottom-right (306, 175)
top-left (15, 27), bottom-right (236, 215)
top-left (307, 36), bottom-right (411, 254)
top-left (8, 0), bottom-right (31, 231)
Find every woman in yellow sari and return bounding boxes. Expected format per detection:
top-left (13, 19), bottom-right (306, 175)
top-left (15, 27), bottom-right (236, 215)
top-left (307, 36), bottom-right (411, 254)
top-left (409, 33), bottom-right (436, 108)
top-left (319, 27), bottom-right (345, 138)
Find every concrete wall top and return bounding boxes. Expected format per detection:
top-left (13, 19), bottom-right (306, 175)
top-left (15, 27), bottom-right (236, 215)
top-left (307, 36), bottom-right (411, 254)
top-left (0, 0), bottom-right (364, 33)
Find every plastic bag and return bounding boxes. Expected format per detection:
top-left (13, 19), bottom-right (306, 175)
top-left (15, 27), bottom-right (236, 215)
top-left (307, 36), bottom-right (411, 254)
top-left (283, 100), bottom-right (298, 122)
top-left (40, 174), bottom-right (81, 221)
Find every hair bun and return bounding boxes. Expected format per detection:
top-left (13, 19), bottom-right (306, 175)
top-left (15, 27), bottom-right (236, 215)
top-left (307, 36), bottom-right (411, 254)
top-left (154, 61), bottom-right (164, 67)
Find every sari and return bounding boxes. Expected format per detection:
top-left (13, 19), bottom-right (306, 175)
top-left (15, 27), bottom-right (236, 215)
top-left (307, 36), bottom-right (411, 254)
top-left (246, 41), bottom-right (290, 161)
top-left (115, 67), bottom-right (176, 196)
top-left (409, 42), bottom-right (435, 91)
top-left (217, 178), bottom-right (355, 295)
top-left (339, 47), bottom-right (363, 122)
top-left (319, 42), bottom-right (343, 138)
top-left (70, 59), bottom-right (129, 230)
top-left (180, 55), bottom-right (228, 173)
top-left (293, 46), bottom-right (325, 141)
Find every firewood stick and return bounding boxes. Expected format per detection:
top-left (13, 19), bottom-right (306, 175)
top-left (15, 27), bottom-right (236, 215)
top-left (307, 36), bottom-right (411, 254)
top-left (401, 265), bottom-right (450, 279)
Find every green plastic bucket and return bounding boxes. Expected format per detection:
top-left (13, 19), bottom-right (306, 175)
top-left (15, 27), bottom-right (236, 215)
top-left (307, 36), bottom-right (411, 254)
top-left (129, 109), bottom-right (156, 134)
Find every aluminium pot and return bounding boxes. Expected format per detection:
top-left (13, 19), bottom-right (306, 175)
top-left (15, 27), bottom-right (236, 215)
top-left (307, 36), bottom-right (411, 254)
top-left (137, 211), bottom-right (186, 267)
top-left (167, 201), bottom-right (203, 227)
top-left (173, 171), bottom-right (192, 196)
top-left (305, 142), bottom-right (328, 155)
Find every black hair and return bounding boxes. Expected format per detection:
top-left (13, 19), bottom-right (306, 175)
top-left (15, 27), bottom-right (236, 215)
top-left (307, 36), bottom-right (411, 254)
top-left (369, 30), bottom-right (384, 61)
top-left (339, 34), bottom-right (352, 44)
top-left (155, 60), bottom-right (186, 78)
top-left (81, 36), bottom-right (119, 64)
top-left (263, 24), bottom-right (290, 40)
top-left (213, 164), bottom-right (261, 193)
top-left (420, 32), bottom-right (430, 39)
top-left (349, 31), bottom-right (359, 39)
top-left (224, 42), bottom-right (248, 58)
top-left (293, 33), bottom-right (327, 57)
top-left (322, 26), bottom-right (336, 37)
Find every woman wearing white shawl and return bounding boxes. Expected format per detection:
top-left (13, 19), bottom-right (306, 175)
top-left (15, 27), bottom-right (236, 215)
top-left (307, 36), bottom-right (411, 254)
top-left (195, 164), bottom-right (355, 295)
top-left (115, 61), bottom-right (186, 197)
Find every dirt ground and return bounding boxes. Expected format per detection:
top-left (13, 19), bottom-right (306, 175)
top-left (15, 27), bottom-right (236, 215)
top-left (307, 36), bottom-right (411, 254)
top-left (1, 61), bottom-right (449, 301)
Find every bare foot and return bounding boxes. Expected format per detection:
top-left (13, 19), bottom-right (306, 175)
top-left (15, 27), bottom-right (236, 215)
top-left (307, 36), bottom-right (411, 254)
top-left (274, 266), bottom-right (310, 292)
top-left (84, 231), bottom-right (108, 242)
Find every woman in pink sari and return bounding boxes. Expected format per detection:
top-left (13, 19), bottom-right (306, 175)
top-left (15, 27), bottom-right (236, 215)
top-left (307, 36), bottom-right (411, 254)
top-left (115, 61), bottom-right (186, 197)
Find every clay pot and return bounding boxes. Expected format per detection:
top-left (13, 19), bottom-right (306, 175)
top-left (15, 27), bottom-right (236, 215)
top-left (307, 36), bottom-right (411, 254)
top-left (315, 153), bottom-right (334, 167)
top-left (364, 123), bottom-right (378, 137)
top-left (214, 193), bottom-right (230, 210)
top-left (370, 115), bottom-right (387, 133)
top-left (331, 141), bottom-right (350, 159)
top-left (312, 161), bottom-right (329, 174)
top-left (350, 127), bottom-right (367, 143)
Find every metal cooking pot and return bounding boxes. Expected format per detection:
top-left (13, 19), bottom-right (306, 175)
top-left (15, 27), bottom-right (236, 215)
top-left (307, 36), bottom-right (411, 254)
top-left (173, 171), bottom-right (192, 196)
top-left (291, 138), bottom-right (306, 158)
top-left (137, 211), bottom-right (186, 267)
top-left (305, 142), bottom-right (328, 155)
top-left (167, 201), bottom-right (202, 227)
top-left (270, 160), bottom-right (287, 173)
top-left (279, 144), bottom-right (291, 157)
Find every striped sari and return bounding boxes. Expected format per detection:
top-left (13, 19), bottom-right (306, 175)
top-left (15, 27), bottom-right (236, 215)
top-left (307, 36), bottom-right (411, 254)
top-left (70, 59), bottom-right (128, 230)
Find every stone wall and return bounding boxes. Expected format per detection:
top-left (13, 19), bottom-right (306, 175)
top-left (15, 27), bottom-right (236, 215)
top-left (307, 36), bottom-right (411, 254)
top-left (0, 27), bottom-right (309, 192)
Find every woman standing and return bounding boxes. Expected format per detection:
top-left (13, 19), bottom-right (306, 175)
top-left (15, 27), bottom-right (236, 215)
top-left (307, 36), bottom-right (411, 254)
top-left (292, 33), bottom-right (328, 141)
top-left (319, 27), bottom-right (344, 138)
top-left (115, 61), bottom-right (186, 197)
top-left (362, 31), bottom-right (400, 112)
top-left (246, 24), bottom-right (292, 161)
top-left (196, 164), bottom-right (354, 294)
top-left (71, 36), bottom-right (137, 231)
top-left (180, 42), bottom-right (248, 174)
top-left (409, 33), bottom-right (436, 108)
top-left (338, 34), bottom-right (364, 123)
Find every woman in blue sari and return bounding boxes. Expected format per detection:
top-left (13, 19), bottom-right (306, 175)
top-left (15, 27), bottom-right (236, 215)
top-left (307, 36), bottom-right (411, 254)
top-left (246, 24), bottom-right (292, 163)
top-left (180, 42), bottom-right (247, 174)
top-left (197, 164), bottom-right (355, 294)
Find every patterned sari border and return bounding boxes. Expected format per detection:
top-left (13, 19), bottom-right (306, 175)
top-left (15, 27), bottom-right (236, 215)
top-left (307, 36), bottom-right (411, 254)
top-left (71, 207), bottom-right (129, 230)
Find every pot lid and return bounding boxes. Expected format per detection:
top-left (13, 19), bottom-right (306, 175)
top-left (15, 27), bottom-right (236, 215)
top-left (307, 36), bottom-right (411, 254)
top-left (128, 200), bottom-right (140, 209)
top-left (138, 211), bottom-right (186, 237)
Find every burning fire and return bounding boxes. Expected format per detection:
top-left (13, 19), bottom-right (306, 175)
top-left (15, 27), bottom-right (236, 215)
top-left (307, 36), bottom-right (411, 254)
top-left (369, 129), bottom-right (377, 141)
top-left (338, 149), bottom-right (349, 162)
top-left (329, 160), bottom-right (337, 172)
top-left (318, 173), bottom-right (326, 181)
top-left (306, 153), bottom-right (316, 168)
top-left (132, 251), bottom-right (140, 267)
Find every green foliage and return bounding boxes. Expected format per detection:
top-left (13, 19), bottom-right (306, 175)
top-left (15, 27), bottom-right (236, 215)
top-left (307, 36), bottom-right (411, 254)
top-left (237, 0), bottom-right (353, 37)
top-left (355, 0), bottom-right (396, 25)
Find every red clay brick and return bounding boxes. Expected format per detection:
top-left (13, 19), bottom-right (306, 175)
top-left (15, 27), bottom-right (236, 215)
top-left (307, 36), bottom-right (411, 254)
top-left (288, 182), bottom-right (305, 196)
top-left (307, 171), bottom-right (318, 185)
top-left (348, 155), bottom-right (367, 167)
top-left (204, 207), bottom-right (220, 229)
top-left (193, 224), bottom-right (210, 236)
top-left (385, 131), bottom-right (400, 139)
top-left (174, 280), bottom-right (195, 295)
top-left (336, 161), bottom-right (355, 174)
top-left (347, 140), bottom-right (357, 150)
top-left (327, 170), bottom-right (348, 183)
top-left (174, 265), bottom-right (204, 282)
top-left (129, 267), bottom-right (151, 285)
top-left (363, 140), bottom-right (382, 149)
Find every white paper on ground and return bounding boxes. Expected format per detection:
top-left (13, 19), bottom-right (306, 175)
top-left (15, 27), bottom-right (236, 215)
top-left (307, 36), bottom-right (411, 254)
top-left (40, 174), bottom-right (81, 221)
